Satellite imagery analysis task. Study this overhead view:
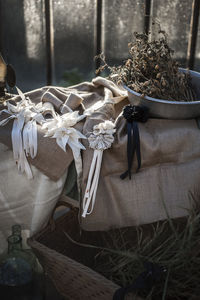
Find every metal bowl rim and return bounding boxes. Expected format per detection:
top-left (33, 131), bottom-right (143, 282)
top-left (123, 68), bottom-right (200, 105)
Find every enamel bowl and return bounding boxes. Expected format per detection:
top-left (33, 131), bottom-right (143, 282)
top-left (124, 68), bottom-right (200, 119)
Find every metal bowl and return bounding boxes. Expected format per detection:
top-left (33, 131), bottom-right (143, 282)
top-left (124, 68), bottom-right (200, 119)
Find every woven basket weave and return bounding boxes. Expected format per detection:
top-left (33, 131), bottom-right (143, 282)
top-left (28, 200), bottom-right (141, 300)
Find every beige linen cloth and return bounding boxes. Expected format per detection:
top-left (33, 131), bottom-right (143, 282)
top-left (0, 85), bottom-right (85, 252)
top-left (1, 76), bottom-right (200, 244)
top-left (81, 81), bottom-right (200, 231)
top-left (0, 143), bottom-right (68, 253)
top-left (0, 78), bottom-right (124, 252)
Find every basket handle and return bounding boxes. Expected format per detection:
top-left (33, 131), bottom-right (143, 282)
top-left (49, 195), bottom-right (79, 230)
top-left (58, 194), bottom-right (79, 209)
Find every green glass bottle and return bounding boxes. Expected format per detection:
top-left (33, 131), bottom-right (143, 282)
top-left (0, 225), bottom-right (41, 299)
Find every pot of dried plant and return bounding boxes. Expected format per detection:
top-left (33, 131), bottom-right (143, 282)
top-left (124, 68), bottom-right (200, 120)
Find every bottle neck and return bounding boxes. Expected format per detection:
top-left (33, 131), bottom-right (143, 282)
top-left (7, 235), bottom-right (22, 254)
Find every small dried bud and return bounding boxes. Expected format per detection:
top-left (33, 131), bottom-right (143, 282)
top-left (155, 64), bottom-right (159, 70)
top-left (143, 81), bottom-right (149, 87)
top-left (154, 80), bottom-right (160, 86)
top-left (156, 73), bottom-right (161, 79)
top-left (125, 59), bottom-right (132, 67)
top-left (147, 50), bottom-right (153, 56)
top-left (143, 63), bottom-right (147, 70)
top-left (133, 86), bottom-right (140, 92)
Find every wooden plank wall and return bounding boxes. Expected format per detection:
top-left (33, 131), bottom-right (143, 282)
top-left (0, 0), bottom-right (199, 91)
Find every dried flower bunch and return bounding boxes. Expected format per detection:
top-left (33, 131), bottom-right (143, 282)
top-left (97, 31), bottom-right (196, 102)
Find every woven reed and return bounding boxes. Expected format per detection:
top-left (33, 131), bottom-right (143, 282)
top-left (28, 206), bottom-right (141, 300)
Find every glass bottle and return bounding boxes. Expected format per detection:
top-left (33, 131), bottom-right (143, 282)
top-left (12, 224), bottom-right (22, 237)
top-left (0, 225), bottom-right (41, 299)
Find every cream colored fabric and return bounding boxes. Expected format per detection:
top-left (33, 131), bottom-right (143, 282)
top-left (0, 80), bottom-right (106, 180)
top-left (0, 143), bottom-right (67, 253)
top-left (0, 77), bottom-right (123, 252)
top-left (1, 76), bottom-right (199, 236)
top-left (81, 103), bottom-right (200, 231)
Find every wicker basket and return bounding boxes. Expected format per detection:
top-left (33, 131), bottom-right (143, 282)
top-left (28, 199), bottom-right (142, 300)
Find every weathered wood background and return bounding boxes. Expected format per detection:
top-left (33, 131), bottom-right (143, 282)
top-left (0, 0), bottom-right (199, 91)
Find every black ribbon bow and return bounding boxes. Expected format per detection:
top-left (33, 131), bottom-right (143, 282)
top-left (120, 105), bottom-right (149, 180)
top-left (113, 262), bottom-right (166, 300)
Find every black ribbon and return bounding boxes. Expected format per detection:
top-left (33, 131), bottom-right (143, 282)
top-left (120, 105), bottom-right (149, 180)
top-left (113, 262), bottom-right (166, 300)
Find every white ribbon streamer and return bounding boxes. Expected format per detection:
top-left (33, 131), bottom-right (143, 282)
top-left (42, 111), bottom-right (86, 185)
top-left (0, 88), bottom-right (45, 179)
top-left (82, 120), bottom-right (116, 218)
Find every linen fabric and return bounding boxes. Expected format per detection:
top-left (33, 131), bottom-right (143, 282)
top-left (0, 79), bottom-right (114, 180)
top-left (1, 77), bottom-right (200, 235)
top-left (81, 97), bottom-right (200, 231)
top-left (0, 142), bottom-right (67, 253)
top-left (0, 77), bottom-right (126, 250)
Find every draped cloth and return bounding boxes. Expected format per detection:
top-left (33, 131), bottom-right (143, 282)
top-left (81, 92), bottom-right (200, 231)
top-left (1, 77), bottom-right (200, 235)
top-left (0, 78), bottom-right (125, 181)
top-left (0, 77), bottom-right (127, 252)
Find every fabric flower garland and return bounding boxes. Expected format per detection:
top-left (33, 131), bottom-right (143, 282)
top-left (82, 120), bottom-right (116, 218)
top-left (0, 88), bottom-right (86, 180)
top-left (42, 111), bottom-right (86, 185)
top-left (0, 88), bottom-right (45, 179)
top-left (120, 105), bottom-right (149, 180)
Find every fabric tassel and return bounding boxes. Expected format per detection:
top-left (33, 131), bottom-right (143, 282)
top-left (0, 87), bottom-right (45, 178)
top-left (120, 105), bottom-right (149, 180)
top-left (82, 121), bottom-right (116, 218)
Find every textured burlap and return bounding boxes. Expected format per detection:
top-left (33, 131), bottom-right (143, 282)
top-left (0, 78), bottom-right (127, 249)
top-left (0, 79), bottom-right (115, 180)
top-left (81, 99), bottom-right (200, 231)
top-left (2, 78), bottom-right (200, 233)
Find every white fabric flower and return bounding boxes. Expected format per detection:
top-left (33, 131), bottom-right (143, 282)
top-left (42, 111), bottom-right (86, 160)
top-left (88, 120), bottom-right (116, 150)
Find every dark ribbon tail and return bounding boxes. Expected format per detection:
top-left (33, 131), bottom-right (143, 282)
top-left (133, 122), bottom-right (141, 172)
top-left (120, 121), bottom-right (141, 180)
